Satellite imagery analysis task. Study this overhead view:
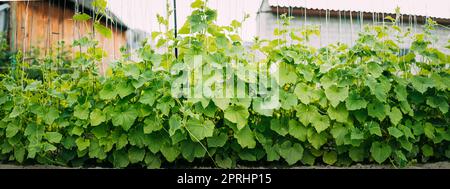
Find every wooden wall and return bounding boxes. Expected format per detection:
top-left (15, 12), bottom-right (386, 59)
top-left (9, 1), bottom-right (127, 70)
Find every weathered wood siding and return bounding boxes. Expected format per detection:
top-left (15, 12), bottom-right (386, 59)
top-left (9, 1), bottom-right (127, 69)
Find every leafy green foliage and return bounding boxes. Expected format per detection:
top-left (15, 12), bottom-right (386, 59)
top-left (324, 85), bottom-right (349, 107)
top-left (234, 126), bottom-right (256, 149)
top-left (224, 105), bottom-right (249, 130)
top-left (0, 1), bottom-right (448, 168)
top-left (90, 109), bottom-right (106, 126)
top-left (186, 118), bottom-right (214, 141)
top-left (345, 91), bottom-right (368, 110)
top-left (411, 76), bottom-right (434, 93)
top-left (278, 141), bottom-right (304, 165)
top-left (370, 142), bottom-right (392, 164)
top-left (73, 13), bottom-right (91, 21)
top-left (111, 106), bottom-right (138, 131)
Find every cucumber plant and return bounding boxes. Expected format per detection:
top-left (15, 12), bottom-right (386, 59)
top-left (0, 0), bottom-right (448, 168)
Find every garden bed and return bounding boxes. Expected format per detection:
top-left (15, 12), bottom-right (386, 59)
top-left (0, 0), bottom-right (448, 169)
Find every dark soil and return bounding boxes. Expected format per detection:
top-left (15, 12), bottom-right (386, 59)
top-left (0, 161), bottom-right (449, 169)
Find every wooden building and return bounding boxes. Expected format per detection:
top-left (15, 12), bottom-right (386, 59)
top-left (0, 0), bottom-right (129, 66)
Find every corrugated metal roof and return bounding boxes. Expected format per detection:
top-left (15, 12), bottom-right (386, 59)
top-left (268, 0), bottom-right (450, 19)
